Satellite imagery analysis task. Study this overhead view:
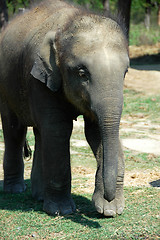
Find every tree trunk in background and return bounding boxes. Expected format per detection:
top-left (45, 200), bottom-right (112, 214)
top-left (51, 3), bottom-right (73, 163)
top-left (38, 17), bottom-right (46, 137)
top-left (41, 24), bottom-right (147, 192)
top-left (0, 0), bottom-right (8, 31)
top-left (103, 0), bottom-right (110, 12)
top-left (118, 0), bottom-right (132, 39)
top-left (144, 0), bottom-right (151, 30)
top-left (158, 4), bottom-right (160, 26)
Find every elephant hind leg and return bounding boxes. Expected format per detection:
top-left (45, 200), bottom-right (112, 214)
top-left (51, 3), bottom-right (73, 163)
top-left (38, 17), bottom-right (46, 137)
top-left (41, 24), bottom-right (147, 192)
top-left (1, 108), bottom-right (27, 193)
top-left (31, 127), bottom-right (44, 201)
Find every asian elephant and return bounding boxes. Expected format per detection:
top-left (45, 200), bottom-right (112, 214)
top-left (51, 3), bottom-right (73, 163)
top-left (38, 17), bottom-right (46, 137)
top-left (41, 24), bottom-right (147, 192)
top-left (0, 0), bottom-right (129, 217)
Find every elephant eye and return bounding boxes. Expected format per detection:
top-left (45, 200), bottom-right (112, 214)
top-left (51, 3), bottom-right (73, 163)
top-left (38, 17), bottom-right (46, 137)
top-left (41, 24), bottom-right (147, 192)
top-left (78, 68), bottom-right (86, 77)
top-left (77, 65), bottom-right (89, 80)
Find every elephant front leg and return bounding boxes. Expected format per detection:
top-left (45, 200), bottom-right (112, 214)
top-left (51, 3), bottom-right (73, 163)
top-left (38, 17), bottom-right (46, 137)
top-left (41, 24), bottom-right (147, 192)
top-left (84, 117), bottom-right (125, 217)
top-left (1, 110), bottom-right (27, 193)
top-left (40, 122), bottom-right (76, 216)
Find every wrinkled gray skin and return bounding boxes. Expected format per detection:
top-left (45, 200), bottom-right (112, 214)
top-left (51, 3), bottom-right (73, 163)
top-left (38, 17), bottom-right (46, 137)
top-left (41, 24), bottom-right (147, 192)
top-left (0, 0), bottom-right (129, 217)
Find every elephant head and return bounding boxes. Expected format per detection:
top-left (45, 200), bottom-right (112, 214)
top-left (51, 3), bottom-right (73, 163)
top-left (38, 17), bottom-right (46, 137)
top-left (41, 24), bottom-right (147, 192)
top-left (31, 14), bottom-right (129, 202)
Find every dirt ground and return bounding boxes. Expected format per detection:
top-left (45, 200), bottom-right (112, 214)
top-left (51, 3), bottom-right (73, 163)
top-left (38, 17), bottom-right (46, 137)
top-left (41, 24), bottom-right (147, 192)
top-left (124, 67), bottom-right (160, 95)
top-left (126, 44), bottom-right (160, 94)
top-left (122, 44), bottom-right (160, 188)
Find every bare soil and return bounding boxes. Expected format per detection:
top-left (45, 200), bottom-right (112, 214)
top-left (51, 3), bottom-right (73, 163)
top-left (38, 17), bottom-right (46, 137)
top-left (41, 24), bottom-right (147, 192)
top-left (126, 44), bottom-right (160, 95)
top-left (121, 44), bottom-right (160, 188)
top-left (124, 67), bottom-right (160, 95)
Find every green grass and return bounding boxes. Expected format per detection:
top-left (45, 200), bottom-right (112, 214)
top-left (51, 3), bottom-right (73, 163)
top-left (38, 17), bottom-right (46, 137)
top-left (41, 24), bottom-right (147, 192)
top-left (123, 89), bottom-right (160, 122)
top-left (125, 150), bottom-right (160, 171)
top-left (0, 184), bottom-right (159, 239)
top-left (26, 128), bottom-right (35, 146)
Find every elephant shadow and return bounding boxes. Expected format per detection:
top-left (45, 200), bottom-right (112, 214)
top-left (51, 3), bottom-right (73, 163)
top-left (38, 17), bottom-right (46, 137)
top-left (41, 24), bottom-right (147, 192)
top-left (130, 53), bottom-right (160, 71)
top-left (0, 179), bottom-right (102, 229)
top-left (149, 179), bottom-right (160, 187)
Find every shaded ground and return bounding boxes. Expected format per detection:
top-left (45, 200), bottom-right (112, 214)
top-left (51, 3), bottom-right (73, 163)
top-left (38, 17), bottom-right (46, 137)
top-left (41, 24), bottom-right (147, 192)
top-left (130, 43), bottom-right (160, 71)
top-left (127, 43), bottom-right (160, 94)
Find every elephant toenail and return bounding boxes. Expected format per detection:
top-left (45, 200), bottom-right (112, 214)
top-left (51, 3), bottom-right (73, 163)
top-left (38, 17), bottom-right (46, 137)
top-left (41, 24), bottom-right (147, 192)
top-left (55, 211), bottom-right (60, 216)
top-left (117, 207), bottom-right (123, 215)
top-left (104, 210), bottom-right (116, 217)
top-left (96, 206), bottom-right (103, 214)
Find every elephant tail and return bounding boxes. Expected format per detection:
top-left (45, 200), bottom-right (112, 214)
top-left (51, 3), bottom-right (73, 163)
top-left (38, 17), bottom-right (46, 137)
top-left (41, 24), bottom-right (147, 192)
top-left (23, 139), bottom-right (32, 160)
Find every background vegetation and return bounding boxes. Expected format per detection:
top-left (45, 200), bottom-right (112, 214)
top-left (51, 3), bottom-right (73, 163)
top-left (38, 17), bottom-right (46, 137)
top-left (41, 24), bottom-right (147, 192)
top-left (0, 0), bottom-right (160, 45)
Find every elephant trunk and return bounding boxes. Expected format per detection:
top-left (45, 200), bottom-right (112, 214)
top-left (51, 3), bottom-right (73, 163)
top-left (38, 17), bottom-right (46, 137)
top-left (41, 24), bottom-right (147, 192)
top-left (101, 116), bottom-right (120, 201)
top-left (93, 98), bottom-right (122, 202)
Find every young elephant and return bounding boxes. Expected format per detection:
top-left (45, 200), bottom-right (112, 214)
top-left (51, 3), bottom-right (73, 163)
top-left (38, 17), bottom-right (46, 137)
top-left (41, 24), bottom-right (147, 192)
top-left (0, 0), bottom-right (129, 217)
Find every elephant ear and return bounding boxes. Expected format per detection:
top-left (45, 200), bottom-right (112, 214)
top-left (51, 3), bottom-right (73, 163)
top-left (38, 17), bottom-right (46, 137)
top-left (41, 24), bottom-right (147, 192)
top-left (31, 31), bottom-right (61, 92)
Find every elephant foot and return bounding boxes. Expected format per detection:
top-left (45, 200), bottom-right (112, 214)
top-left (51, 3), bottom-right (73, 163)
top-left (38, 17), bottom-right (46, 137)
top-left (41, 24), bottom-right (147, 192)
top-left (3, 177), bottom-right (26, 193)
top-left (92, 188), bottom-right (125, 217)
top-left (43, 194), bottom-right (76, 216)
top-left (31, 183), bottom-right (44, 201)
top-left (32, 189), bottom-right (44, 201)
